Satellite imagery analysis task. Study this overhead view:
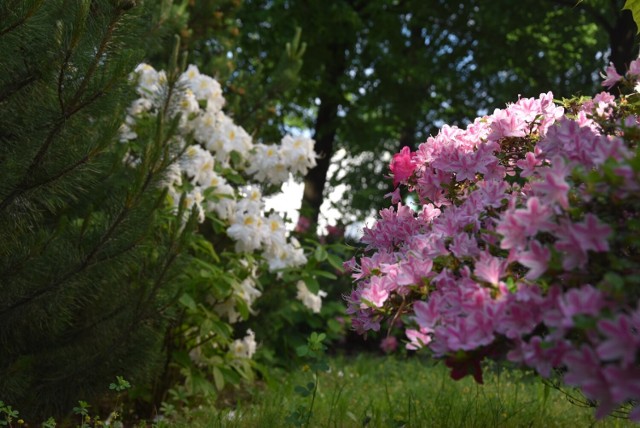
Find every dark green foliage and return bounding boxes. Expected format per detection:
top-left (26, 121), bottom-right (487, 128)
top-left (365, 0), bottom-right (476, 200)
top-left (162, 0), bottom-right (625, 225)
top-left (0, 1), bottom-right (187, 419)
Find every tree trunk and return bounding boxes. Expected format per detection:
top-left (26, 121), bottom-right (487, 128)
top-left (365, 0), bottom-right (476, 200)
top-left (609, 7), bottom-right (638, 76)
top-left (301, 45), bottom-right (348, 226)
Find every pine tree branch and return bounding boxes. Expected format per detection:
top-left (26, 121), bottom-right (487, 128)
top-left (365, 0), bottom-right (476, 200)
top-left (66, 9), bottom-right (123, 112)
top-left (0, 0), bottom-right (44, 37)
top-left (0, 74), bottom-right (37, 103)
top-left (0, 79), bottom-right (117, 212)
top-left (0, 202), bottom-right (132, 316)
top-left (0, 7), bottom-right (125, 212)
top-left (0, 149), bottom-right (169, 316)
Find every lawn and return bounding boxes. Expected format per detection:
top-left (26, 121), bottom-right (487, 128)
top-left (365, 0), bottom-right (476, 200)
top-left (159, 354), bottom-right (636, 427)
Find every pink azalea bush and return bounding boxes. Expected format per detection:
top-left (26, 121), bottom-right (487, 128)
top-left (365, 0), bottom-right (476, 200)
top-left (346, 61), bottom-right (640, 420)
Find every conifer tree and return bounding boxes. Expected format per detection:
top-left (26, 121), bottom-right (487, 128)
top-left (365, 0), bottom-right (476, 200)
top-left (0, 0), bottom-right (189, 419)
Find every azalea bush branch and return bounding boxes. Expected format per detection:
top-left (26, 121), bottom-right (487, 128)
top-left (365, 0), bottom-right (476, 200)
top-left (346, 59), bottom-right (640, 421)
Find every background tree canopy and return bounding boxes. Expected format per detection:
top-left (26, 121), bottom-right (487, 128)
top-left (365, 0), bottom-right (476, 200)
top-left (171, 0), bottom-right (637, 231)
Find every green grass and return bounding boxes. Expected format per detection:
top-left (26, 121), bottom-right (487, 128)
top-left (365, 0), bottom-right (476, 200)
top-left (161, 355), bottom-right (636, 428)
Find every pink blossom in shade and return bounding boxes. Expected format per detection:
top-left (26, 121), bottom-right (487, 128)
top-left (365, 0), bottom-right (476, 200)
top-left (602, 365), bottom-right (640, 406)
top-left (436, 310), bottom-right (495, 352)
top-left (506, 339), bottom-right (525, 364)
top-left (554, 220), bottom-right (589, 270)
top-left (601, 62), bottom-right (623, 88)
top-left (629, 58), bottom-right (640, 77)
top-left (359, 276), bottom-right (390, 308)
top-left (326, 224), bottom-right (345, 238)
top-left (597, 314), bottom-right (640, 367)
top-left (460, 284), bottom-right (498, 315)
top-left (404, 255), bottom-right (434, 282)
top-left (496, 301), bottom-right (541, 340)
top-left (349, 256), bottom-right (371, 280)
top-left (632, 406), bottom-right (640, 424)
top-left (516, 240), bottom-right (551, 280)
top-left (511, 196), bottom-right (553, 237)
top-left (390, 146), bottom-right (417, 186)
top-left (572, 213), bottom-right (612, 253)
top-left (594, 91), bottom-right (616, 105)
top-left (406, 233), bottom-right (448, 259)
top-left (614, 165), bottom-right (640, 196)
top-left (406, 327), bottom-right (432, 350)
top-left (496, 211), bottom-right (528, 251)
top-left (592, 92), bottom-right (617, 119)
top-left (448, 150), bottom-right (480, 182)
top-left (510, 95), bottom-right (541, 123)
top-left (449, 233), bottom-right (480, 258)
top-left (344, 290), bottom-right (361, 313)
top-left (538, 119), bottom-right (597, 166)
top-left (413, 299), bottom-right (440, 329)
top-left (482, 158), bottom-right (507, 181)
top-left (380, 336), bottom-right (398, 353)
top-left (476, 179), bottom-right (509, 208)
top-left (473, 251), bottom-right (507, 286)
top-left (563, 345), bottom-right (617, 420)
top-left (343, 257), bottom-right (357, 273)
top-left (592, 136), bottom-right (630, 166)
top-left (557, 284), bottom-right (604, 328)
top-left (530, 156), bottom-right (571, 210)
top-left (351, 310), bottom-right (381, 334)
top-left (515, 151), bottom-right (542, 177)
top-left (431, 268), bottom-right (457, 289)
top-left (385, 187), bottom-right (402, 204)
top-left (419, 203), bottom-right (441, 223)
top-left (488, 107), bottom-right (527, 141)
top-left (294, 215), bottom-right (311, 233)
top-left (432, 206), bottom-right (472, 237)
top-left (384, 256), bottom-right (433, 289)
top-left (362, 203), bottom-right (422, 251)
top-left (473, 141), bottom-right (501, 176)
top-left (415, 168), bottom-right (450, 206)
top-left (537, 286), bottom-right (567, 330)
top-left (520, 336), bottom-right (571, 378)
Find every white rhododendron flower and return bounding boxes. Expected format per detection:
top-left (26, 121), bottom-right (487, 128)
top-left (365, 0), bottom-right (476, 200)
top-left (230, 329), bottom-right (257, 359)
top-left (214, 299), bottom-right (241, 324)
top-left (296, 281), bottom-right (327, 314)
top-left (235, 277), bottom-right (262, 309)
top-left (120, 63), bottom-right (321, 348)
top-left (280, 134), bottom-right (317, 175)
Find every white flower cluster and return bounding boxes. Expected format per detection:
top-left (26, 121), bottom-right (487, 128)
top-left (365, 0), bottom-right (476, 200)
top-left (296, 280), bottom-right (328, 314)
top-left (121, 64), bottom-right (321, 361)
top-left (213, 274), bottom-right (262, 324)
top-left (120, 63), bottom-right (315, 272)
top-left (230, 329), bottom-right (257, 359)
top-left (247, 135), bottom-right (317, 185)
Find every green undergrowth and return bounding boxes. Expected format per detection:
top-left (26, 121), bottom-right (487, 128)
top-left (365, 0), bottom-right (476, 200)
top-left (157, 354), bottom-right (636, 428)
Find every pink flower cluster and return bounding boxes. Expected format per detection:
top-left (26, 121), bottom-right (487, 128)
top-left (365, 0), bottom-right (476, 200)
top-left (346, 62), bottom-right (640, 421)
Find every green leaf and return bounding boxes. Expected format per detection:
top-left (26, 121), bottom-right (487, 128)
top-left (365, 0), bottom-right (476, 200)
top-left (314, 245), bottom-right (328, 262)
top-left (327, 253), bottom-right (345, 273)
top-left (304, 276), bottom-right (320, 294)
top-left (213, 366), bottom-right (225, 391)
top-left (624, 0), bottom-right (640, 33)
top-left (312, 269), bottom-right (337, 280)
top-left (295, 345), bottom-right (309, 357)
top-left (171, 350), bottom-right (192, 368)
top-left (179, 293), bottom-right (197, 310)
top-left (603, 272), bottom-right (625, 292)
top-left (294, 385), bottom-right (310, 397)
top-left (229, 150), bottom-right (243, 167)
